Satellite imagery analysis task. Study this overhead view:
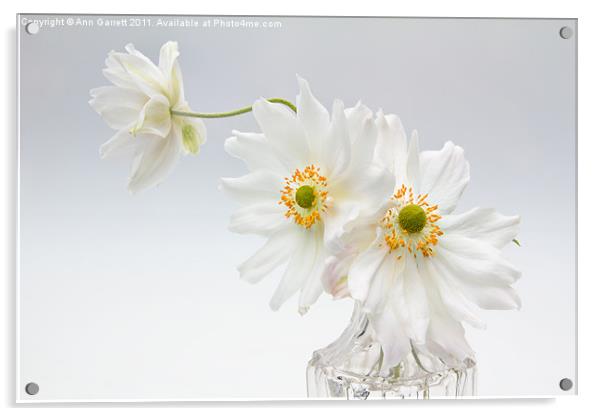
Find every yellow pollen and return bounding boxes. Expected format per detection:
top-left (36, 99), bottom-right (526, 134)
top-left (279, 165), bottom-right (329, 229)
top-left (382, 185), bottom-right (443, 258)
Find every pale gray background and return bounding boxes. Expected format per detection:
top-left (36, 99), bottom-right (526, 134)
top-left (17, 15), bottom-right (576, 401)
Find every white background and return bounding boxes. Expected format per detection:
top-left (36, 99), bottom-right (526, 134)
top-left (2, 0), bottom-right (601, 415)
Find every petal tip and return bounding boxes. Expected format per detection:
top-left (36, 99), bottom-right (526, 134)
top-left (298, 305), bottom-right (310, 316)
top-left (268, 298), bottom-right (281, 312)
top-left (126, 184), bottom-right (139, 195)
top-left (296, 74), bottom-right (308, 86)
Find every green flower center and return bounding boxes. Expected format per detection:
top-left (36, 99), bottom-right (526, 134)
top-left (398, 204), bottom-right (427, 234)
top-left (295, 185), bottom-right (316, 209)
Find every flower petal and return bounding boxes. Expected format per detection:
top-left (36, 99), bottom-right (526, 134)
top-left (435, 236), bottom-right (521, 310)
top-left (348, 243), bottom-right (393, 312)
top-left (132, 95), bottom-right (172, 137)
top-left (392, 259), bottom-right (429, 344)
top-left (402, 129), bottom-right (421, 190)
top-left (333, 164), bottom-right (395, 219)
top-left (438, 234), bottom-right (521, 285)
top-left (159, 41), bottom-right (186, 105)
top-left (421, 256), bottom-right (486, 329)
top-left (111, 44), bottom-right (165, 97)
top-left (99, 128), bottom-right (139, 159)
top-left (228, 202), bottom-right (286, 236)
top-left (459, 281), bottom-right (521, 310)
top-left (419, 141), bottom-right (470, 214)
top-left (89, 86), bottom-right (147, 130)
top-left (322, 251), bottom-right (353, 298)
top-left (224, 130), bottom-right (287, 175)
top-left (364, 251), bottom-right (399, 313)
top-left (296, 76), bottom-right (329, 156)
top-left (322, 99), bottom-right (351, 177)
top-left (328, 274), bottom-right (351, 300)
top-left (345, 102), bottom-right (373, 144)
top-left (345, 112), bottom-right (378, 176)
top-left (371, 305), bottom-right (411, 372)
top-left (375, 112), bottom-right (407, 175)
top-left (426, 313), bottom-right (474, 365)
top-left (323, 201), bottom-right (360, 246)
top-left (252, 98), bottom-right (309, 170)
top-left (127, 130), bottom-right (181, 194)
top-left (220, 170), bottom-right (282, 205)
top-left (238, 225), bottom-right (298, 283)
top-left (298, 250), bottom-right (326, 315)
top-left (270, 228), bottom-right (319, 310)
top-left (439, 207), bottom-right (520, 249)
top-left (103, 52), bottom-right (138, 90)
top-left (168, 59), bottom-right (186, 107)
top-left (159, 41), bottom-right (179, 78)
top-left (322, 220), bottom-right (378, 296)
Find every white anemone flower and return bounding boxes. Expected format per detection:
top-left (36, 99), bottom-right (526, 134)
top-left (90, 41), bottom-right (206, 193)
top-left (327, 112), bottom-right (521, 369)
top-left (221, 78), bottom-right (394, 314)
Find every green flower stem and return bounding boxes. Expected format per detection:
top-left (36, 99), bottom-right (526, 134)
top-left (171, 98), bottom-right (297, 119)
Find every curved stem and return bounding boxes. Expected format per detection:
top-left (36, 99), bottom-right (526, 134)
top-left (171, 97), bottom-right (297, 119)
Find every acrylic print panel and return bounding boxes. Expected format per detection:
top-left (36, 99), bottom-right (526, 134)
top-left (17, 15), bottom-right (576, 401)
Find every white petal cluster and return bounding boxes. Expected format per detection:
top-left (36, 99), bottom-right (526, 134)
top-left (90, 40), bottom-right (522, 366)
top-left (90, 41), bottom-right (206, 193)
top-left (222, 77), bottom-right (394, 314)
top-left (326, 113), bottom-right (522, 369)
top-left (223, 79), bottom-right (521, 368)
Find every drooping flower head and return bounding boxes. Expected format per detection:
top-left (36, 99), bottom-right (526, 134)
top-left (221, 77), bottom-right (394, 314)
top-left (90, 41), bottom-right (205, 193)
top-left (326, 112), bottom-right (521, 369)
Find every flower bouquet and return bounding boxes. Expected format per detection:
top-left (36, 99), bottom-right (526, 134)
top-left (90, 41), bottom-right (521, 399)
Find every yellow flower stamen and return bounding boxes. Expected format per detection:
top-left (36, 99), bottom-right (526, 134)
top-left (381, 185), bottom-right (443, 257)
top-left (280, 165), bottom-right (329, 229)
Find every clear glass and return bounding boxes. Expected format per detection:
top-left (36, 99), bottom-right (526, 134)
top-left (307, 303), bottom-right (477, 399)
